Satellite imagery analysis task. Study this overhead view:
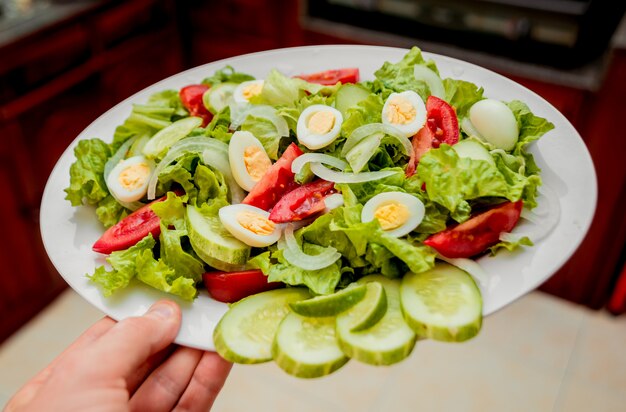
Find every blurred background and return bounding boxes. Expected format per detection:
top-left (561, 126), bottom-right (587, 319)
top-left (1, 1), bottom-right (626, 408)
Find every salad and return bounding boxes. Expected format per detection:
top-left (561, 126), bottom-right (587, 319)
top-left (65, 47), bottom-right (555, 376)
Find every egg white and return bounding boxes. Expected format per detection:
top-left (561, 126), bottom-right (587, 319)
top-left (233, 79), bottom-right (265, 104)
top-left (381, 91), bottom-right (427, 138)
top-left (468, 99), bottom-right (519, 151)
top-left (296, 104), bottom-right (343, 150)
top-left (228, 131), bottom-right (272, 192)
top-left (107, 155), bottom-right (154, 203)
top-left (219, 204), bottom-right (282, 247)
top-left (361, 192), bottom-right (425, 237)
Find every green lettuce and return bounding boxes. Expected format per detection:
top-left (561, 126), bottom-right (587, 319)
top-left (95, 195), bottom-right (129, 228)
top-left (341, 93), bottom-right (383, 138)
top-left (417, 144), bottom-right (539, 222)
top-left (201, 65), bottom-right (255, 86)
top-left (371, 46), bottom-right (438, 100)
top-left (135, 249), bottom-right (198, 301)
top-left (65, 138), bottom-right (111, 206)
top-left (444, 78), bottom-right (485, 119)
top-left (241, 115), bottom-right (283, 160)
top-left (251, 69), bottom-right (339, 107)
top-left (88, 235), bottom-right (156, 296)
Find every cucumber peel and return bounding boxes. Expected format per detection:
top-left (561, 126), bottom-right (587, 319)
top-left (289, 283), bottom-right (367, 317)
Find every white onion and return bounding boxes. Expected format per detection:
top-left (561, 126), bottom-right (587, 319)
top-left (229, 103), bottom-right (289, 138)
top-left (413, 65), bottom-right (445, 99)
top-left (323, 193), bottom-right (344, 213)
top-left (147, 137), bottom-right (229, 200)
top-left (291, 153), bottom-right (348, 174)
top-left (437, 255), bottom-right (489, 293)
top-left (202, 150), bottom-right (245, 204)
top-left (310, 162), bottom-right (398, 184)
top-left (341, 123), bottom-right (412, 157)
top-left (501, 185), bottom-right (561, 243)
top-left (279, 224), bottom-right (341, 270)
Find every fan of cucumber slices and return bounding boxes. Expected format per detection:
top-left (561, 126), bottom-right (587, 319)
top-left (65, 47), bottom-right (556, 378)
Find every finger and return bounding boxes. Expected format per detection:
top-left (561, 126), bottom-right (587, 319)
top-left (129, 347), bottom-right (203, 412)
top-left (90, 300), bottom-right (182, 379)
top-left (4, 317), bottom-right (115, 412)
top-left (173, 351), bottom-right (232, 412)
top-left (127, 344), bottom-right (177, 396)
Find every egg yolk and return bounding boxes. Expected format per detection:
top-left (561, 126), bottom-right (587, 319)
top-left (244, 146), bottom-right (271, 182)
top-left (374, 202), bottom-right (410, 231)
top-left (242, 82), bottom-right (263, 101)
top-left (237, 211), bottom-right (276, 235)
top-left (118, 163), bottom-right (150, 191)
top-left (307, 110), bottom-right (335, 135)
top-left (386, 97), bottom-right (416, 125)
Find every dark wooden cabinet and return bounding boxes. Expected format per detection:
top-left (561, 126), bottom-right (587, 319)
top-left (0, 0), bottom-right (185, 343)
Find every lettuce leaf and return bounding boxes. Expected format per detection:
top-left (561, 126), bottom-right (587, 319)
top-left (444, 78), bottom-right (485, 119)
top-left (65, 138), bottom-right (111, 206)
top-left (418, 144), bottom-right (538, 222)
top-left (135, 249), bottom-right (198, 301)
top-left (95, 195), bottom-right (129, 228)
top-left (252, 69), bottom-right (339, 108)
top-left (241, 115), bottom-right (283, 160)
top-left (201, 65), bottom-right (255, 86)
top-left (341, 93), bottom-right (383, 138)
top-left (372, 46), bottom-right (438, 101)
top-left (88, 235), bottom-right (156, 296)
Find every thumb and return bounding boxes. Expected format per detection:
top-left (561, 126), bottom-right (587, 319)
top-left (90, 300), bottom-right (182, 378)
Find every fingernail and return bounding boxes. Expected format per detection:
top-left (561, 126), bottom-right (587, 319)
top-left (147, 301), bottom-right (175, 320)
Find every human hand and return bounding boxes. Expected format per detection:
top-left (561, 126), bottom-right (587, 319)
top-left (4, 300), bottom-right (232, 412)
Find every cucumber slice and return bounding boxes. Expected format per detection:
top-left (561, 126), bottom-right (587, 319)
top-left (413, 65), bottom-right (445, 99)
top-left (213, 288), bottom-right (310, 364)
top-left (186, 205), bottom-right (250, 269)
top-left (203, 82), bottom-right (237, 114)
top-left (289, 284), bottom-right (367, 317)
top-left (336, 276), bottom-right (416, 366)
top-left (142, 116), bottom-right (202, 159)
top-left (272, 313), bottom-right (349, 378)
top-left (345, 132), bottom-right (383, 173)
top-left (453, 139), bottom-right (495, 166)
top-left (346, 282), bottom-right (387, 332)
top-left (335, 83), bottom-right (371, 119)
top-left (400, 262), bottom-right (483, 342)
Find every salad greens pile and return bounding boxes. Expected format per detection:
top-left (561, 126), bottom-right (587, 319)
top-left (65, 47), bottom-right (554, 301)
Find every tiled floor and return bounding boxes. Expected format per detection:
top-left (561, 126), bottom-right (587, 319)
top-left (1, 289), bottom-right (625, 411)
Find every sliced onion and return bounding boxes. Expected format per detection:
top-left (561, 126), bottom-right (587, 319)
top-left (437, 255), bottom-right (489, 292)
top-left (279, 224), bottom-right (341, 271)
top-left (413, 65), bottom-right (445, 99)
top-left (147, 137), bottom-right (229, 200)
top-left (202, 150), bottom-right (245, 204)
top-left (323, 193), bottom-right (344, 213)
top-left (503, 185), bottom-right (561, 243)
top-left (291, 153), bottom-right (348, 174)
top-left (461, 117), bottom-right (483, 139)
top-left (341, 123), bottom-right (412, 157)
top-left (229, 103), bottom-right (289, 137)
top-left (310, 162), bottom-right (398, 184)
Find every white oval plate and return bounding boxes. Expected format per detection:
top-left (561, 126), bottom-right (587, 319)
top-left (40, 45), bottom-right (597, 351)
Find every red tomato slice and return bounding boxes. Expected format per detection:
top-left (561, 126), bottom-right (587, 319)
top-left (294, 68), bottom-right (360, 85)
top-left (269, 179), bottom-right (336, 223)
top-left (92, 195), bottom-right (170, 254)
top-left (426, 95), bottom-right (459, 148)
top-left (406, 96), bottom-right (459, 176)
top-left (424, 200), bottom-right (523, 258)
top-left (180, 84), bottom-right (213, 126)
top-left (203, 270), bottom-right (283, 303)
top-left (242, 143), bottom-right (304, 211)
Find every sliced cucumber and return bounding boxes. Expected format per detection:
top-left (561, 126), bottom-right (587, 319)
top-left (289, 284), bottom-right (367, 317)
top-left (413, 65), bottom-right (445, 99)
top-left (346, 281), bottom-right (387, 332)
top-left (213, 288), bottom-right (310, 364)
top-left (203, 82), bottom-right (237, 114)
top-left (272, 313), bottom-right (349, 378)
top-left (335, 83), bottom-right (371, 119)
top-left (186, 205), bottom-right (250, 268)
top-left (400, 262), bottom-right (483, 342)
top-left (345, 132), bottom-right (383, 173)
top-left (142, 116), bottom-right (202, 159)
top-left (453, 139), bottom-right (495, 166)
top-left (336, 276), bottom-right (416, 366)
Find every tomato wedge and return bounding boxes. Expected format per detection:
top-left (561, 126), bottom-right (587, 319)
top-left (406, 96), bottom-right (459, 177)
top-left (269, 179), bottom-right (336, 223)
top-left (92, 194), bottom-right (171, 254)
top-left (424, 201), bottom-right (523, 258)
top-left (180, 84), bottom-right (213, 126)
top-left (294, 68), bottom-right (360, 85)
top-left (242, 143), bottom-right (304, 211)
top-left (203, 270), bottom-right (283, 303)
